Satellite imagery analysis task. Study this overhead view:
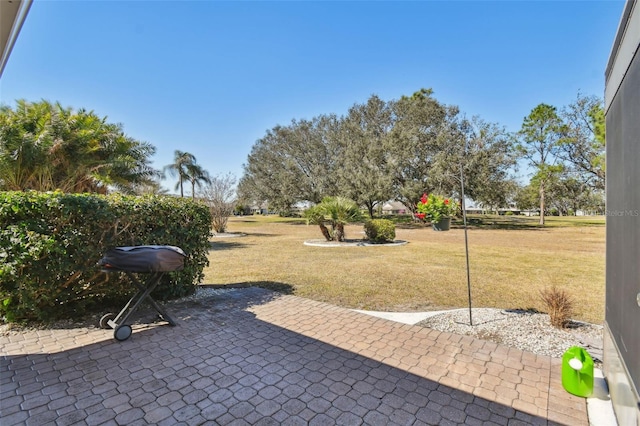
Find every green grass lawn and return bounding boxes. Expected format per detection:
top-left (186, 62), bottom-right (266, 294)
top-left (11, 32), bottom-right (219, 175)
top-left (204, 214), bottom-right (605, 324)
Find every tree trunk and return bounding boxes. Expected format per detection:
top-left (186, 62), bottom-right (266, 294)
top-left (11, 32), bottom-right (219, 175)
top-left (318, 223), bottom-right (331, 241)
top-left (335, 223), bottom-right (345, 242)
top-left (539, 181), bottom-right (545, 225)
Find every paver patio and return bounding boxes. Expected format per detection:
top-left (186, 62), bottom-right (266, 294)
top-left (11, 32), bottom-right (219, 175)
top-left (1, 287), bottom-right (588, 425)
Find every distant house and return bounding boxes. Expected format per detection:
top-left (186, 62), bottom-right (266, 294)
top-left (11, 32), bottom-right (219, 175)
top-left (465, 200), bottom-right (521, 216)
top-left (464, 207), bottom-right (485, 215)
top-left (381, 201), bottom-right (408, 215)
top-left (463, 199), bottom-right (484, 215)
top-left (378, 197), bottom-right (526, 216)
top-left (291, 201), bottom-right (312, 215)
top-left (247, 203), bottom-right (270, 215)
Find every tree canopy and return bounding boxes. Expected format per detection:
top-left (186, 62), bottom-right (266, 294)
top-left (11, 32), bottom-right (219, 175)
top-left (239, 89), bottom-right (517, 217)
top-left (336, 95), bottom-right (394, 217)
top-left (0, 100), bottom-right (157, 193)
top-left (558, 93), bottom-right (605, 190)
top-left (238, 114), bottom-right (344, 212)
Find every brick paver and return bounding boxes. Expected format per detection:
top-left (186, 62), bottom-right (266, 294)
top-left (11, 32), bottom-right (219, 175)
top-left (0, 287), bottom-right (588, 425)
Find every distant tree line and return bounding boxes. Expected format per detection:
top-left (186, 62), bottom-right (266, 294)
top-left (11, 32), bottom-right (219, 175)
top-left (516, 93), bottom-right (605, 224)
top-left (239, 89), bottom-right (605, 221)
top-left (2, 93), bottom-right (604, 225)
top-left (239, 89), bottom-right (517, 218)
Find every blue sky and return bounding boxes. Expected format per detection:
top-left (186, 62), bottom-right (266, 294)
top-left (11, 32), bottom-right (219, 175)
top-left (0, 1), bottom-right (625, 193)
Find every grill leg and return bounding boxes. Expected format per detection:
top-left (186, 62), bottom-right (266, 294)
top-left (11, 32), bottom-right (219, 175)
top-left (125, 272), bottom-right (177, 326)
top-left (110, 285), bottom-right (147, 326)
top-left (101, 271), bottom-right (177, 341)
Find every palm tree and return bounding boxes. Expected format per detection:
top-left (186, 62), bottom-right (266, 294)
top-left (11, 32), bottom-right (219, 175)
top-left (0, 100), bottom-right (50, 190)
top-left (163, 150), bottom-right (196, 197)
top-left (0, 100), bottom-right (157, 193)
top-left (304, 196), bottom-right (362, 241)
top-left (186, 162), bottom-right (211, 199)
top-left (304, 205), bottom-right (332, 241)
top-left (322, 196), bottom-right (362, 241)
top-left (46, 106), bottom-right (157, 194)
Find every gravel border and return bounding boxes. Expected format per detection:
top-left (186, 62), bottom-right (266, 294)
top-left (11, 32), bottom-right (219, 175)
top-left (417, 308), bottom-right (603, 365)
top-left (303, 239), bottom-right (408, 247)
top-left (210, 232), bottom-right (247, 238)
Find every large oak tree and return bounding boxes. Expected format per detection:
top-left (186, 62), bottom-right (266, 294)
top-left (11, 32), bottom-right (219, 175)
top-left (239, 115), bottom-right (340, 212)
top-left (336, 95), bottom-right (394, 218)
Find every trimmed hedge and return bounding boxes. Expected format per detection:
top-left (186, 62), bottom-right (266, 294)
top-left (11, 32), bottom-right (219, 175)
top-left (364, 219), bottom-right (396, 243)
top-left (0, 191), bottom-right (212, 322)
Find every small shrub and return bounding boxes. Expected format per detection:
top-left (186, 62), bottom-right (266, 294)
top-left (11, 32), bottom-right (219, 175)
top-left (539, 286), bottom-right (574, 328)
top-left (304, 197), bottom-right (361, 242)
top-left (364, 219), bottom-right (396, 243)
top-left (505, 211), bottom-right (514, 216)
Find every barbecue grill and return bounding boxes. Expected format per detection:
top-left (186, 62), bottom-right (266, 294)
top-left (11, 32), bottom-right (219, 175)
top-left (98, 245), bottom-right (186, 341)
